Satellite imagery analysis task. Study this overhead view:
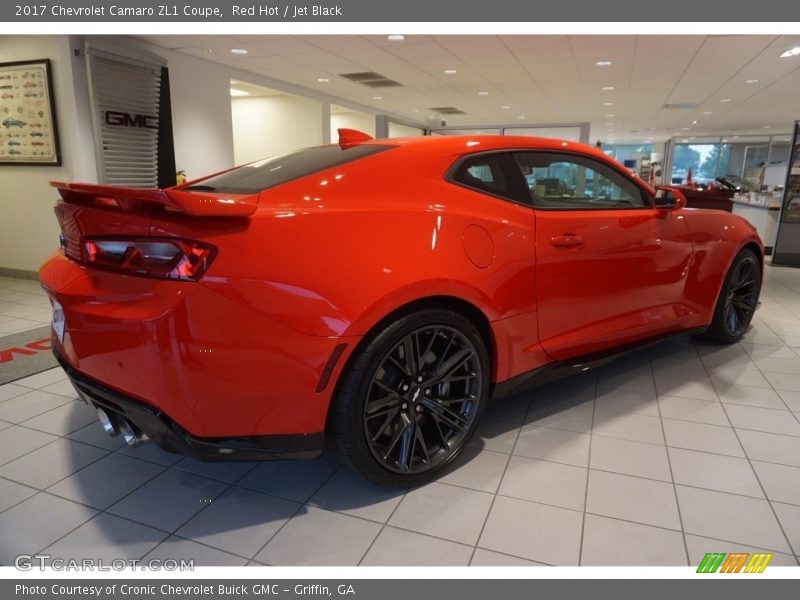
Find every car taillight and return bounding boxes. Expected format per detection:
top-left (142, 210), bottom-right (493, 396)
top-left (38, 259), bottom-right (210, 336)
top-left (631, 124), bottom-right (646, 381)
top-left (81, 237), bottom-right (216, 281)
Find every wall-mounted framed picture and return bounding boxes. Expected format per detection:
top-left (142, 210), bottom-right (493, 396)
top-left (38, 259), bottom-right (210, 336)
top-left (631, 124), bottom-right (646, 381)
top-left (0, 58), bottom-right (61, 166)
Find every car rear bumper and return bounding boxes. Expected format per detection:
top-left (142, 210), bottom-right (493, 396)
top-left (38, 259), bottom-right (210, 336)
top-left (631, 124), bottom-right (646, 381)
top-left (39, 252), bottom-right (358, 439)
top-left (55, 344), bottom-right (324, 461)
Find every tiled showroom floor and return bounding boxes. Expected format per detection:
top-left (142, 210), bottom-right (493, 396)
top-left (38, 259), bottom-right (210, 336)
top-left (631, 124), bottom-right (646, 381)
top-left (1, 267), bottom-right (800, 567)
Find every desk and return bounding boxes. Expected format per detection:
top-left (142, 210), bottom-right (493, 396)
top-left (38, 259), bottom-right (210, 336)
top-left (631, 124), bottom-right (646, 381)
top-left (731, 198), bottom-right (780, 253)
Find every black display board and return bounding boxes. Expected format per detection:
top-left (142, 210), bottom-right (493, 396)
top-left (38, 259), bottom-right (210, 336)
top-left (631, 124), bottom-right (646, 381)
top-left (773, 121), bottom-right (800, 266)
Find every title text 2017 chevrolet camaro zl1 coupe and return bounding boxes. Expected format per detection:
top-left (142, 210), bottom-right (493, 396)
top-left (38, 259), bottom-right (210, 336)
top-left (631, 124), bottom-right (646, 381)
top-left (40, 131), bottom-right (763, 486)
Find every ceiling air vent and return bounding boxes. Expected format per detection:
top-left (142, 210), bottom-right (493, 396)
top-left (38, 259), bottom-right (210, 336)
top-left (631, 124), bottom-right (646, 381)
top-left (662, 103), bottom-right (699, 110)
top-left (339, 72), bottom-right (402, 88)
top-left (430, 106), bottom-right (467, 115)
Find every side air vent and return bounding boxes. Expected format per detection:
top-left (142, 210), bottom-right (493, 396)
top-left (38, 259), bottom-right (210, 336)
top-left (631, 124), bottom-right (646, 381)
top-left (339, 72), bottom-right (403, 88)
top-left (430, 106), bottom-right (467, 115)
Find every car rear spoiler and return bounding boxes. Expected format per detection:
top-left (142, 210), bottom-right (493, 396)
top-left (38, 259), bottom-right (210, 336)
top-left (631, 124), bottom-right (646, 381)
top-left (50, 181), bottom-right (259, 217)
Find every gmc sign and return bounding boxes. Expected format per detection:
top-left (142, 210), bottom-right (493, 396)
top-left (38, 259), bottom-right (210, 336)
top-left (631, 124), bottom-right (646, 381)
top-left (104, 110), bottom-right (158, 129)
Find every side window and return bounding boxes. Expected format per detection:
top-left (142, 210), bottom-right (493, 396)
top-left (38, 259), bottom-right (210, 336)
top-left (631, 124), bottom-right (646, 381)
top-left (451, 153), bottom-right (529, 205)
top-left (513, 152), bottom-right (648, 209)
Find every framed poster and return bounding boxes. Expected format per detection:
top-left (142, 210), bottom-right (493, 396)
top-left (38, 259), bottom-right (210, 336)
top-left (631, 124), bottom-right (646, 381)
top-left (0, 58), bottom-right (61, 166)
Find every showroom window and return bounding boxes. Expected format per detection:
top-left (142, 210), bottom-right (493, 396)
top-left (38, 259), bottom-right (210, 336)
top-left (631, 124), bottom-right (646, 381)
top-left (668, 134), bottom-right (792, 188)
top-left (513, 152), bottom-right (647, 209)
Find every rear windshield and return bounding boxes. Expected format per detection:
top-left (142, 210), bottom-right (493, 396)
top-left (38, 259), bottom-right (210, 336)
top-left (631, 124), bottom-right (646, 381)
top-left (184, 144), bottom-right (393, 194)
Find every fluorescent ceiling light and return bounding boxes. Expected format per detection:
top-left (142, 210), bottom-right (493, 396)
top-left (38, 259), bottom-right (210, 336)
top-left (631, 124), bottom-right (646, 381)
top-left (317, 78), bottom-right (329, 83)
top-left (605, 114), bottom-right (615, 118)
top-left (703, 111), bottom-right (713, 115)
top-left (601, 86), bottom-right (614, 91)
top-left (388, 35), bottom-right (405, 41)
top-left (720, 98), bottom-right (732, 102)
top-left (229, 88), bottom-right (249, 97)
top-left (745, 79), bottom-right (760, 83)
top-left (595, 60), bottom-right (612, 67)
top-left (780, 46), bottom-right (800, 58)
top-left (501, 105), bottom-right (511, 109)
top-left (603, 102), bottom-right (614, 107)
top-left (443, 69), bottom-right (457, 75)
top-left (478, 91), bottom-right (489, 96)
top-left (372, 96), bottom-right (383, 100)
top-left (517, 115), bottom-right (526, 119)
top-left (230, 48), bottom-right (248, 55)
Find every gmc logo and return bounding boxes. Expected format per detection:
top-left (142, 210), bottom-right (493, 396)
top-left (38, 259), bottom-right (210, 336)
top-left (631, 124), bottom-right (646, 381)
top-left (104, 110), bottom-right (158, 129)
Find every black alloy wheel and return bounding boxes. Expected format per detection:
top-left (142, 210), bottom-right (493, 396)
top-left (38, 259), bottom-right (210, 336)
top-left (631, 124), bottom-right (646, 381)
top-left (723, 254), bottom-right (759, 337)
top-left (363, 325), bottom-right (482, 475)
top-left (329, 308), bottom-right (489, 487)
top-left (702, 248), bottom-right (761, 343)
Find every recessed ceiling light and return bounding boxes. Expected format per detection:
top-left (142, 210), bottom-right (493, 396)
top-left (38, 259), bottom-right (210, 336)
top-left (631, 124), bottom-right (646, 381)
top-left (202, 48), bottom-right (213, 55)
top-left (387, 35), bottom-right (405, 42)
top-left (229, 88), bottom-right (249, 97)
top-left (703, 111), bottom-right (713, 115)
top-left (372, 96), bottom-right (383, 100)
top-left (721, 139), bottom-right (728, 143)
top-left (230, 48), bottom-right (248, 55)
top-left (780, 46), bottom-right (800, 58)
top-left (603, 102), bottom-right (614, 107)
top-left (443, 69), bottom-right (457, 75)
top-left (601, 86), bottom-right (615, 91)
top-left (595, 60), bottom-right (613, 67)
top-left (745, 79), bottom-right (760, 84)
top-left (478, 91), bottom-right (489, 96)
top-left (720, 98), bottom-right (732, 102)
top-left (317, 78), bottom-right (329, 83)
top-left (692, 120), bottom-right (699, 125)
top-left (681, 139), bottom-right (689, 143)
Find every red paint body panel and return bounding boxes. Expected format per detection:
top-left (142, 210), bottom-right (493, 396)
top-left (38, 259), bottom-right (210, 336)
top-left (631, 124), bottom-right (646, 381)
top-left (39, 135), bottom-right (763, 440)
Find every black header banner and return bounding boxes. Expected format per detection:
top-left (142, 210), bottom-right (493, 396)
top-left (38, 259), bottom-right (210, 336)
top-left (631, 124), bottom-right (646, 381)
top-left (2, 0), bottom-right (799, 22)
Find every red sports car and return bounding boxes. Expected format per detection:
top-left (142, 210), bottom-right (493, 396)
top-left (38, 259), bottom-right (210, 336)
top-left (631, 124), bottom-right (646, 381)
top-left (40, 131), bottom-right (763, 486)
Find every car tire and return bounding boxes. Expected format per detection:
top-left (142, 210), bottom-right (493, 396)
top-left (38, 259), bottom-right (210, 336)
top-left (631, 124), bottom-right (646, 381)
top-left (328, 307), bottom-right (490, 487)
top-left (701, 248), bottom-right (761, 344)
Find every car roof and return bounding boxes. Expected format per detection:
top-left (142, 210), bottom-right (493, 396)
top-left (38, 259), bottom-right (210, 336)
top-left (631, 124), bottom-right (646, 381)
top-left (367, 133), bottom-right (615, 163)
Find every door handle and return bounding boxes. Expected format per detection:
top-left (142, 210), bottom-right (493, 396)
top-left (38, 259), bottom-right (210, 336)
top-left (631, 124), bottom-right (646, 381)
top-left (550, 234), bottom-right (585, 248)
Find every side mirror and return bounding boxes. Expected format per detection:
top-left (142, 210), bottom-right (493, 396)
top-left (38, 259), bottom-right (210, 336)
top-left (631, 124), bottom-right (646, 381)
top-left (654, 186), bottom-right (687, 211)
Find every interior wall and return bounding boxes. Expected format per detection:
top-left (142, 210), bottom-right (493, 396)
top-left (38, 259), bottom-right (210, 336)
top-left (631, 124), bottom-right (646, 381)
top-left (231, 95), bottom-right (322, 164)
top-left (0, 36), bottom-right (96, 273)
top-left (388, 122), bottom-right (426, 138)
top-left (144, 46), bottom-right (235, 180)
top-left (331, 110), bottom-right (376, 138)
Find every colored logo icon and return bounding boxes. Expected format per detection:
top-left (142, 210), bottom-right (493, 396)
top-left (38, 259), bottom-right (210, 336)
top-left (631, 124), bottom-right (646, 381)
top-left (696, 552), bottom-right (773, 573)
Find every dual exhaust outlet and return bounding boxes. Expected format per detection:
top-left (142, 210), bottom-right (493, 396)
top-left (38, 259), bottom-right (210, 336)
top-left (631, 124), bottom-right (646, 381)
top-left (96, 407), bottom-right (146, 448)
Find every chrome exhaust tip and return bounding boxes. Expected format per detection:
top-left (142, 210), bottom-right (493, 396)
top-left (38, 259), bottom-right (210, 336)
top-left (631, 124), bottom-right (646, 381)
top-left (119, 420), bottom-right (143, 448)
top-left (96, 407), bottom-right (117, 436)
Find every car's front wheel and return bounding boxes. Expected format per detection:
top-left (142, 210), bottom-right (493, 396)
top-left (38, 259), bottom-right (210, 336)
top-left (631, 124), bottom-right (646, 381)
top-left (702, 248), bottom-right (761, 343)
top-left (329, 307), bottom-right (489, 487)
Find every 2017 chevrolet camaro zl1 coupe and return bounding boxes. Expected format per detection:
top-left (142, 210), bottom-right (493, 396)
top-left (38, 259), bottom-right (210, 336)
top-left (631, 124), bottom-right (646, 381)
top-left (40, 131), bottom-right (763, 486)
